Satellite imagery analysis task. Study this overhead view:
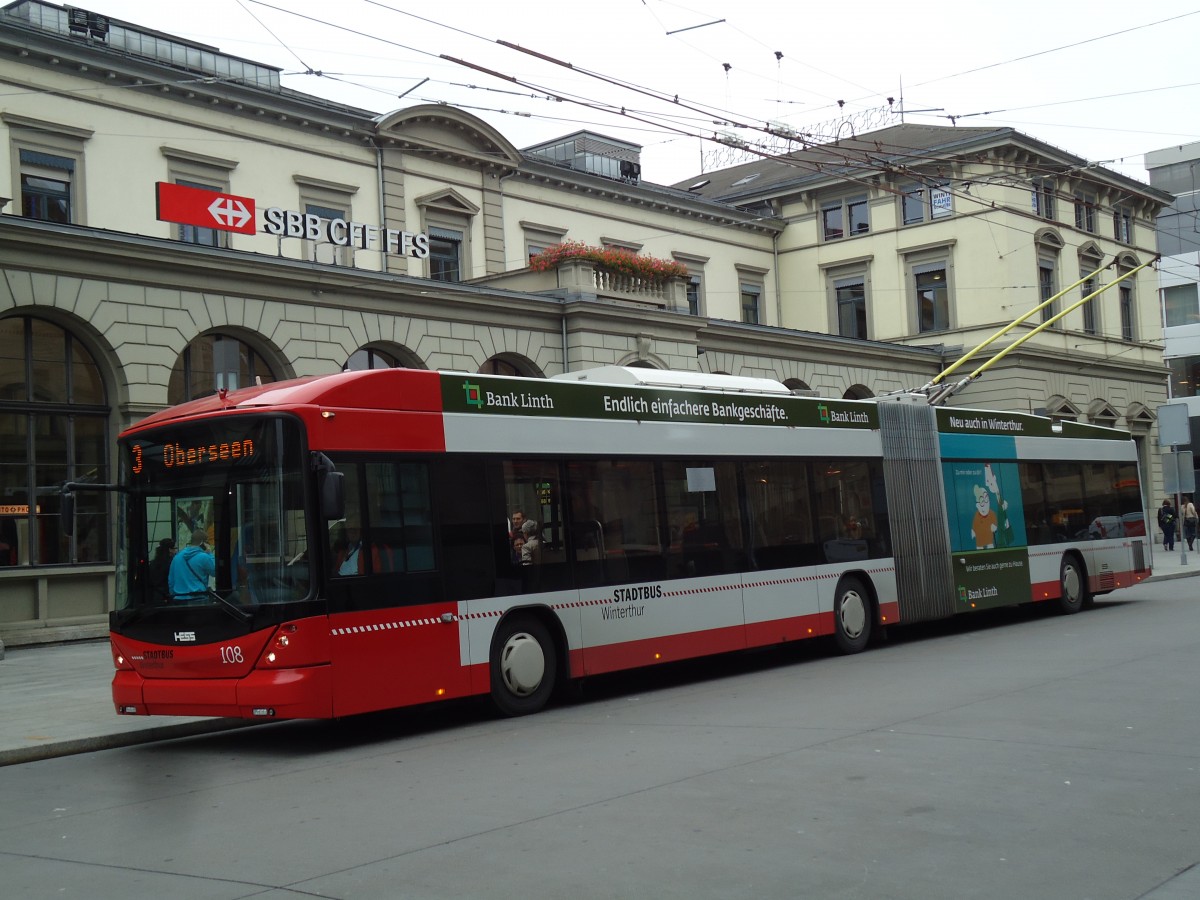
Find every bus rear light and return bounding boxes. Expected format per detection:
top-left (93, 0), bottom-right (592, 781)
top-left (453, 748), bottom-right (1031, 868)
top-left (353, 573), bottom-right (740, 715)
top-left (275, 634), bottom-right (289, 648)
top-left (266, 652), bottom-right (277, 664)
top-left (435, 688), bottom-right (446, 697)
top-left (113, 652), bottom-right (133, 671)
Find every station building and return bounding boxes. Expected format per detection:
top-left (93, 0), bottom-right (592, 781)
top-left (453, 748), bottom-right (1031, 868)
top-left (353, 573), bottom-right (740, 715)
top-left (0, 0), bottom-right (1172, 646)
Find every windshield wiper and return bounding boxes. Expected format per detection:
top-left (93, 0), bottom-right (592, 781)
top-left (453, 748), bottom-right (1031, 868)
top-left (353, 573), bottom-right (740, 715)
top-left (208, 588), bottom-right (253, 623)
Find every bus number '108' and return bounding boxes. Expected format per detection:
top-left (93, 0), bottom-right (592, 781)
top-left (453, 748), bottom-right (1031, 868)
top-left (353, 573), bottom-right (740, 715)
top-left (220, 646), bottom-right (244, 664)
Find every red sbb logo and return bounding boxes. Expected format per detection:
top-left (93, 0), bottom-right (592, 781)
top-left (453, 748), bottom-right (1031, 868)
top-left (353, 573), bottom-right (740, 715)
top-left (156, 182), bottom-right (256, 235)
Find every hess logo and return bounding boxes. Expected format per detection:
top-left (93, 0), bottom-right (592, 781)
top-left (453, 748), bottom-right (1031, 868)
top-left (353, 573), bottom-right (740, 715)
top-left (174, 631), bottom-right (196, 642)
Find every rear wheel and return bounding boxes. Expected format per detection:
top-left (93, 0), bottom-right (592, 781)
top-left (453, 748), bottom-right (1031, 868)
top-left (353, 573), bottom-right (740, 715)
top-left (833, 576), bottom-right (872, 654)
top-left (1058, 555), bottom-right (1088, 614)
top-left (490, 615), bottom-right (557, 716)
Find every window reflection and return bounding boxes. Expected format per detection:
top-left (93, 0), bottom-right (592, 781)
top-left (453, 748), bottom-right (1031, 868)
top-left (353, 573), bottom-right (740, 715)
top-left (168, 333), bottom-right (275, 404)
top-left (345, 348), bottom-right (398, 371)
top-left (0, 316), bottom-right (108, 566)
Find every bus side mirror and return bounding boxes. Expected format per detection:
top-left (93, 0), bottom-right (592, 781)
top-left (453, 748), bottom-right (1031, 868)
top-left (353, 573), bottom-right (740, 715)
top-left (61, 488), bottom-right (76, 537)
top-left (320, 471), bottom-right (345, 522)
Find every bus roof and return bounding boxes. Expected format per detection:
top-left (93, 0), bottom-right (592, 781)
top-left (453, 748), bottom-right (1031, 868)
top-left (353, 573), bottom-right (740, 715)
top-left (551, 366), bottom-right (793, 395)
top-left (122, 367), bottom-right (1135, 447)
top-left (124, 369), bottom-right (443, 435)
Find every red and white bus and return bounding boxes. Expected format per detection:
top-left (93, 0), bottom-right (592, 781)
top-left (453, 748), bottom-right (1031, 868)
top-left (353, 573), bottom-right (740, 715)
top-left (102, 367), bottom-right (1149, 719)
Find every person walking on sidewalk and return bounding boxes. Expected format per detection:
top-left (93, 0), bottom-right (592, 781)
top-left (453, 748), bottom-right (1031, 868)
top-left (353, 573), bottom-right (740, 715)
top-left (1183, 495), bottom-right (1199, 551)
top-left (1158, 499), bottom-right (1177, 552)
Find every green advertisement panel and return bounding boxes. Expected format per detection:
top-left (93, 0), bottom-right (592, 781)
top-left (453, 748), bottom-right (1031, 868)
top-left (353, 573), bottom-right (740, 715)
top-left (942, 460), bottom-right (1027, 552)
top-left (943, 460), bottom-right (1032, 610)
top-left (441, 374), bottom-right (880, 430)
top-left (952, 548), bottom-right (1032, 612)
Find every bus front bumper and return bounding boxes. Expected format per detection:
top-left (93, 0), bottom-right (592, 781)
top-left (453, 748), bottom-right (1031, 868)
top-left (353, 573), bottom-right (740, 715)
top-left (113, 665), bottom-right (333, 720)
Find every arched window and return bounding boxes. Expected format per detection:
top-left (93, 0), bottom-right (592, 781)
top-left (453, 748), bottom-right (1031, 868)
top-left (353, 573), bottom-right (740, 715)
top-left (478, 354), bottom-right (542, 378)
top-left (479, 358), bottom-right (523, 377)
top-left (343, 345), bottom-right (425, 371)
top-left (1078, 244), bottom-right (1104, 335)
top-left (0, 316), bottom-right (109, 566)
top-left (168, 333), bottom-right (276, 404)
top-left (1034, 228), bottom-right (1064, 328)
top-left (345, 348), bottom-right (399, 371)
top-left (843, 384), bottom-right (874, 400)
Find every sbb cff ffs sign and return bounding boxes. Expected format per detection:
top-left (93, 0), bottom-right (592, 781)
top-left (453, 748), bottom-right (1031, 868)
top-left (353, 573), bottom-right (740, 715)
top-left (153, 183), bottom-right (430, 257)
top-left (156, 182), bottom-right (256, 234)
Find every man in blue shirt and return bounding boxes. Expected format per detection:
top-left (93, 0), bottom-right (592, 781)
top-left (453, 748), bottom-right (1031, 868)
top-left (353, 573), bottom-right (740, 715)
top-left (169, 528), bottom-right (215, 601)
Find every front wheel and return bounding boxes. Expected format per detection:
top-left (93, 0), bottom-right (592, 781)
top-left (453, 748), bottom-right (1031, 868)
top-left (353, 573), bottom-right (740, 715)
top-left (1057, 555), bottom-right (1088, 614)
top-left (490, 615), bottom-right (557, 716)
top-left (833, 576), bottom-right (873, 654)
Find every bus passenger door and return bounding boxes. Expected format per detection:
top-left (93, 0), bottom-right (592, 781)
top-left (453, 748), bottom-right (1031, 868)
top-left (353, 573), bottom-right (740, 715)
top-left (325, 458), bottom-right (470, 716)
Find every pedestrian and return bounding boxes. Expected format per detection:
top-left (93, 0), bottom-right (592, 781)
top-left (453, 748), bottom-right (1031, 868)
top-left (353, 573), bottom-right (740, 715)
top-left (1157, 499), bottom-right (1177, 552)
top-left (1183, 494), bottom-right (1198, 551)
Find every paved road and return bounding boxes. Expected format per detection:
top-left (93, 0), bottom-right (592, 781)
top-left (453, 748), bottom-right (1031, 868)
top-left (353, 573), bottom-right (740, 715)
top-left (2, 579), bottom-right (1199, 899)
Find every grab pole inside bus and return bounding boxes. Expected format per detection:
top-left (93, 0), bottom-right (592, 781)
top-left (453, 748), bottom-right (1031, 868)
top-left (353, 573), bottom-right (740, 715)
top-left (920, 259), bottom-right (1115, 397)
top-left (927, 256), bottom-right (1159, 406)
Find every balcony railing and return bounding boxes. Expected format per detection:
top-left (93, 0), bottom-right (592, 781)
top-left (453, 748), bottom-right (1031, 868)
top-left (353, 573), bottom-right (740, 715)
top-left (475, 258), bottom-right (687, 312)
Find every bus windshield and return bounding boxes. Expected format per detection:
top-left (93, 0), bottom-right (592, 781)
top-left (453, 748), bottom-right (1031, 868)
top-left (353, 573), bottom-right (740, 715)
top-left (117, 414), bottom-right (312, 611)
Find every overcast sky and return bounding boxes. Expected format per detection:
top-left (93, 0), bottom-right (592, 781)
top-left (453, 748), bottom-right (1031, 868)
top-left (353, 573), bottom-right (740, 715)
top-left (65, 0), bottom-right (1200, 186)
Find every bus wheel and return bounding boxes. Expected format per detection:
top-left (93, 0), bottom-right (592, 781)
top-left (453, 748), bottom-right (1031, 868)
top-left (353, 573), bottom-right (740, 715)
top-left (490, 615), bottom-right (557, 717)
top-left (833, 576), bottom-right (872, 654)
top-left (1058, 555), bottom-right (1088, 615)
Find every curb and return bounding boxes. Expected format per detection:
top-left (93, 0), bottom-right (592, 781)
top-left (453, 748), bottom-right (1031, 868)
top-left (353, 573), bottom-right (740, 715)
top-left (0, 718), bottom-right (261, 767)
top-left (1146, 571), bottom-right (1198, 582)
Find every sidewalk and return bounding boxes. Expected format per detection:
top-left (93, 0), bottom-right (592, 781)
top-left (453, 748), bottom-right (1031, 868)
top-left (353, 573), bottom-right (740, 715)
top-left (2, 553), bottom-right (1197, 767)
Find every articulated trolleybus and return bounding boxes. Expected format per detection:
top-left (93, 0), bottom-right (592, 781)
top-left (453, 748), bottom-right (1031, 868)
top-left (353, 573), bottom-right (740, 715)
top-left (106, 366), bottom-right (1149, 720)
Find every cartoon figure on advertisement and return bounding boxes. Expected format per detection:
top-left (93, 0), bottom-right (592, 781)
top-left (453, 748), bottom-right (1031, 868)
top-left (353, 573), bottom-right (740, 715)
top-left (970, 463), bottom-right (1012, 550)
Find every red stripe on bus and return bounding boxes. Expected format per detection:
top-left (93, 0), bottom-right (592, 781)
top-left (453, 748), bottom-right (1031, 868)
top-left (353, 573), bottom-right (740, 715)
top-left (328, 604), bottom-right (467, 716)
top-left (746, 611), bottom-right (831, 646)
top-left (580, 625), bottom-right (747, 676)
top-left (1030, 567), bottom-right (1148, 603)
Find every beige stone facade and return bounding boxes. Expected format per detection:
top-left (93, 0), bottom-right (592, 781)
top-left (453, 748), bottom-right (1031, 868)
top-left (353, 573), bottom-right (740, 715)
top-left (0, 2), bottom-right (1171, 646)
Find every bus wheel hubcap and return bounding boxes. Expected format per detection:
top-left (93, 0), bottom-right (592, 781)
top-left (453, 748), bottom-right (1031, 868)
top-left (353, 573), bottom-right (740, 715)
top-left (500, 632), bottom-right (544, 697)
top-left (840, 591), bottom-right (866, 639)
top-left (1063, 565), bottom-right (1080, 601)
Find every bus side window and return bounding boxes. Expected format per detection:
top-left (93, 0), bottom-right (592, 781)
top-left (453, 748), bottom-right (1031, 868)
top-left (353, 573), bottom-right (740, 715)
top-left (567, 459), bottom-right (662, 585)
top-left (329, 463), bottom-right (365, 577)
top-left (745, 459), bottom-right (820, 570)
top-left (1019, 462), bottom-right (1050, 543)
top-left (498, 459), bottom-right (571, 593)
top-left (663, 460), bottom-right (740, 577)
top-left (435, 458), bottom-right (495, 600)
top-left (366, 461), bottom-right (435, 574)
